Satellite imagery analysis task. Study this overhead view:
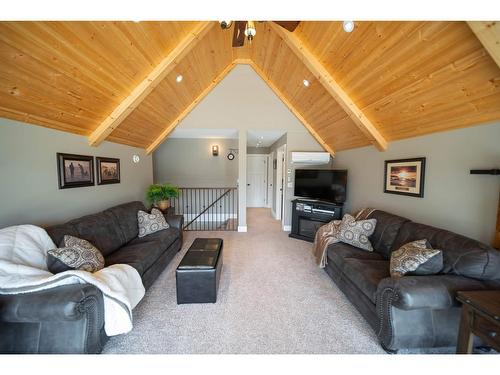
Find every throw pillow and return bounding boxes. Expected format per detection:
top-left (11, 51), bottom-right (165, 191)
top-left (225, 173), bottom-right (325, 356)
top-left (47, 235), bottom-right (105, 274)
top-left (137, 208), bottom-right (170, 238)
top-left (390, 239), bottom-right (443, 278)
top-left (338, 214), bottom-right (377, 252)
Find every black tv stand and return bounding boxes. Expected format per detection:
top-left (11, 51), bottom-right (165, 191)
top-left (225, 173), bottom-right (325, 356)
top-left (289, 199), bottom-right (343, 242)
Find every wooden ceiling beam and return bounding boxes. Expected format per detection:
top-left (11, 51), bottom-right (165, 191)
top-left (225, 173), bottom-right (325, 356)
top-left (242, 59), bottom-right (336, 156)
top-left (467, 21), bottom-right (500, 69)
top-left (88, 21), bottom-right (214, 147)
top-left (146, 62), bottom-right (238, 155)
top-left (268, 22), bottom-right (388, 151)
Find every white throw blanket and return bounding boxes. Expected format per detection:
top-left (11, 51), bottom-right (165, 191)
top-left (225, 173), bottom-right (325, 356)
top-left (0, 224), bottom-right (145, 336)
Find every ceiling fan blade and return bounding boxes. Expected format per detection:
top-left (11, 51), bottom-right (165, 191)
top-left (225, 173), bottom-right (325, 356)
top-left (273, 21), bottom-right (300, 32)
top-left (232, 21), bottom-right (247, 47)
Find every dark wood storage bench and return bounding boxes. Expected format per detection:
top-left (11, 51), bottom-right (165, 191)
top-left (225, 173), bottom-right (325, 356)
top-left (176, 238), bottom-right (223, 304)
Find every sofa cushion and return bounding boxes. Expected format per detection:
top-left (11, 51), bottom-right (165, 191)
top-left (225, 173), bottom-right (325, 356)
top-left (104, 201), bottom-right (146, 243)
top-left (327, 242), bottom-right (384, 269)
top-left (137, 208), bottom-right (170, 238)
top-left (342, 259), bottom-right (390, 303)
top-left (130, 227), bottom-right (179, 247)
top-left (105, 242), bottom-right (164, 275)
top-left (47, 235), bottom-right (104, 273)
top-left (390, 239), bottom-right (443, 277)
top-left (69, 211), bottom-right (126, 257)
top-left (338, 214), bottom-right (377, 252)
top-left (45, 223), bottom-right (79, 248)
top-left (366, 210), bottom-right (410, 259)
top-left (392, 222), bottom-right (500, 280)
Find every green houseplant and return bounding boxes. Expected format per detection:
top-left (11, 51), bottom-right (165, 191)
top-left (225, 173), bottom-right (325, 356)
top-left (146, 183), bottom-right (179, 210)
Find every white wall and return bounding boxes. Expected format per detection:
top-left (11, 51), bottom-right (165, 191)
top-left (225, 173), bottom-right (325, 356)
top-left (176, 65), bottom-right (308, 132)
top-left (332, 121), bottom-right (500, 244)
top-left (0, 118), bottom-right (153, 228)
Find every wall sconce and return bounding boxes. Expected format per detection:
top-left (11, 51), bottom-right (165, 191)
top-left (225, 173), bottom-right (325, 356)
top-left (212, 145), bottom-right (219, 156)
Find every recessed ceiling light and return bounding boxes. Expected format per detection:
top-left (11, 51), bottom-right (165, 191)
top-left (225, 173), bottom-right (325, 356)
top-left (303, 79), bottom-right (310, 87)
top-left (176, 74), bottom-right (183, 83)
top-left (343, 21), bottom-right (355, 33)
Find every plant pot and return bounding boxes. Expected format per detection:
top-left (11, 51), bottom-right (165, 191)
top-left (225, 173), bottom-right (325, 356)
top-left (157, 200), bottom-right (170, 210)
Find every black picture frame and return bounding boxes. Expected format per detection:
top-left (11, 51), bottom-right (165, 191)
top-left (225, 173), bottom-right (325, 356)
top-left (383, 157), bottom-right (426, 198)
top-left (57, 153), bottom-right (95, 189)
top-left (96, 157), bottom-right (120, 185)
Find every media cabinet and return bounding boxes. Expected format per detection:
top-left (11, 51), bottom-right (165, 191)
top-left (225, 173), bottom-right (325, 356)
top-left (289, 198), bottom-right (343, 242)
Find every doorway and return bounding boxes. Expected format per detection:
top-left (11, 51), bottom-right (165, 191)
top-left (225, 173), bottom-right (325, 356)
top-left (246, 155), bottom-right (268, 207)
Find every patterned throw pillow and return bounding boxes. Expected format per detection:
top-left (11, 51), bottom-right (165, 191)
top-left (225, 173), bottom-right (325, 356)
top-left (137, 208), bottom-right (170, 238)
top-left (338, 214), bottom-right (377, 251)
top-left (47, 235), bottom-right (105, 274)
top-left (390, 239), bottom-right (443, 278)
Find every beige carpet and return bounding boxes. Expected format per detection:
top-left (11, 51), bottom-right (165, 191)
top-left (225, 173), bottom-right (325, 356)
top-left (103, 208), bottom-right (385, 354)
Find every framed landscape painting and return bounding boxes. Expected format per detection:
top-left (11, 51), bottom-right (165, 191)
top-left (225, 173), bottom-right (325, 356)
top-left (57, 153), bottom-right (94, 189)
top-left (384, 157), bottom-right (426, 198)
top-left (96, 157), bottom-right (120, 185)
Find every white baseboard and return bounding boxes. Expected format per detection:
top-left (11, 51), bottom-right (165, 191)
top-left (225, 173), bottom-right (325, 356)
top-left (283, 225), bottom-right (291, 232)
top-left (237, 226), bottom-right (248, 232)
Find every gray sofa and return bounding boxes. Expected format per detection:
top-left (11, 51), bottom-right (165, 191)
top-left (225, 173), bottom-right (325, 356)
top-left (0, 201), bottom-right (183, 354)
top-left (325, 210), bottom-right (500, 352)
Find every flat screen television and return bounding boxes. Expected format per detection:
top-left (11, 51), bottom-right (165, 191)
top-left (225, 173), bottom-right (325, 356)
top-left (294, 169), bottom-right (347, 204)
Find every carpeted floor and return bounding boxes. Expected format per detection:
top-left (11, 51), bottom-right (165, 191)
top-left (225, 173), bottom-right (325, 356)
top-left (102, 208), bottom-right (387, 354)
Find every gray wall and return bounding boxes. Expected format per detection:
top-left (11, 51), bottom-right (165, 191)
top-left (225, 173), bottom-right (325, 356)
top-left (269, 132), bottom-right (330, 227)
top-left (153, 138), bottom-right (238, 187)
top-left (0, 118), bottom-right (153, 228)
top-left (247, 146), bottom-right (270, 155)
top-left (283, 132), bottom-right (331, 227)
top-left (333, 121), bottom-right (500, 244)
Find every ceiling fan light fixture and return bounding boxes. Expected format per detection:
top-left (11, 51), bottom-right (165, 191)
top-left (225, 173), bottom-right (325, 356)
top-left (220, 20), bottom-right (232, 29)
top-left (303, 79), bottom-right (310, 87)
top-left (176, 74), bottom-right (183, 83)
top-left (244, 21), bottom-right (256, 42)
top-left (343, 21), bottom-right (355, 33)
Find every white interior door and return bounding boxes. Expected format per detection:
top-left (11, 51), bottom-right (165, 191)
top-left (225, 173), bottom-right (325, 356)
top-left (247, 155), bottom-right (267, 207)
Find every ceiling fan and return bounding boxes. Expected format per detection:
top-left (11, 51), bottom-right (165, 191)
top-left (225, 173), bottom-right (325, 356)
top-left (220, 21), bottom-right (300, 47)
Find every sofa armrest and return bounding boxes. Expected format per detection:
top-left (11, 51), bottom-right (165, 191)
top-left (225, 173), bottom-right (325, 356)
top-left (0, 284), bottom-right (107, 353)
top-left (376, 274), bottom-right (490, 311)
top-left (0, 284), bottom-right (103, 323)
top-left (164, 214), bottom-right (184, 231)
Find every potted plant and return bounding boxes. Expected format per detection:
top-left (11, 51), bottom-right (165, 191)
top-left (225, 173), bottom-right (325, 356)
top-left (146, 183), bottom-right (179, 210)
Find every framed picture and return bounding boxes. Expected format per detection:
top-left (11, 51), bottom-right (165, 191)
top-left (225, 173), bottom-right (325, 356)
top-left (384, 157), bottom-right (426, 198)
top-left (57, 153), bottom-right (94, 189)
top-left (96, 157), bottom-right (120, 185)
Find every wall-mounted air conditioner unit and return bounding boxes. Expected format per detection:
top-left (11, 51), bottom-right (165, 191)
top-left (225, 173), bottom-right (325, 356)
top-left (291, 152), bottom-right (331, 165)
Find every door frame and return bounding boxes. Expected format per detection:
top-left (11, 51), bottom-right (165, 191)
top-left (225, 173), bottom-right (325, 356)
top-left (246, 154), bottom-right (268, 208)
top-left (267, 153), bottom-right (273, 208)
top-left (275, 144), bottom-right (286, 223)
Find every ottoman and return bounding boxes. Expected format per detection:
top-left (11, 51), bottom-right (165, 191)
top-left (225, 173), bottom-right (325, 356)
top-left (176, 238), bottom-right (223, 304)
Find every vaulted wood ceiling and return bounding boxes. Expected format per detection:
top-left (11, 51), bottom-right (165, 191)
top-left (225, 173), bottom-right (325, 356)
top-left (0, 21), bottom-right (499, 155)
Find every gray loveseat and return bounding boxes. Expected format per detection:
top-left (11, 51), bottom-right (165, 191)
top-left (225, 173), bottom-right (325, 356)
top-left (0, 201), bottom-right (183, 354)
top-left (325, 210), bottom-right (500, 352)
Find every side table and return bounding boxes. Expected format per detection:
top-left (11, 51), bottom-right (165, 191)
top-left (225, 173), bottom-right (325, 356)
top-left (456, 290), bottom-right (500, 353)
